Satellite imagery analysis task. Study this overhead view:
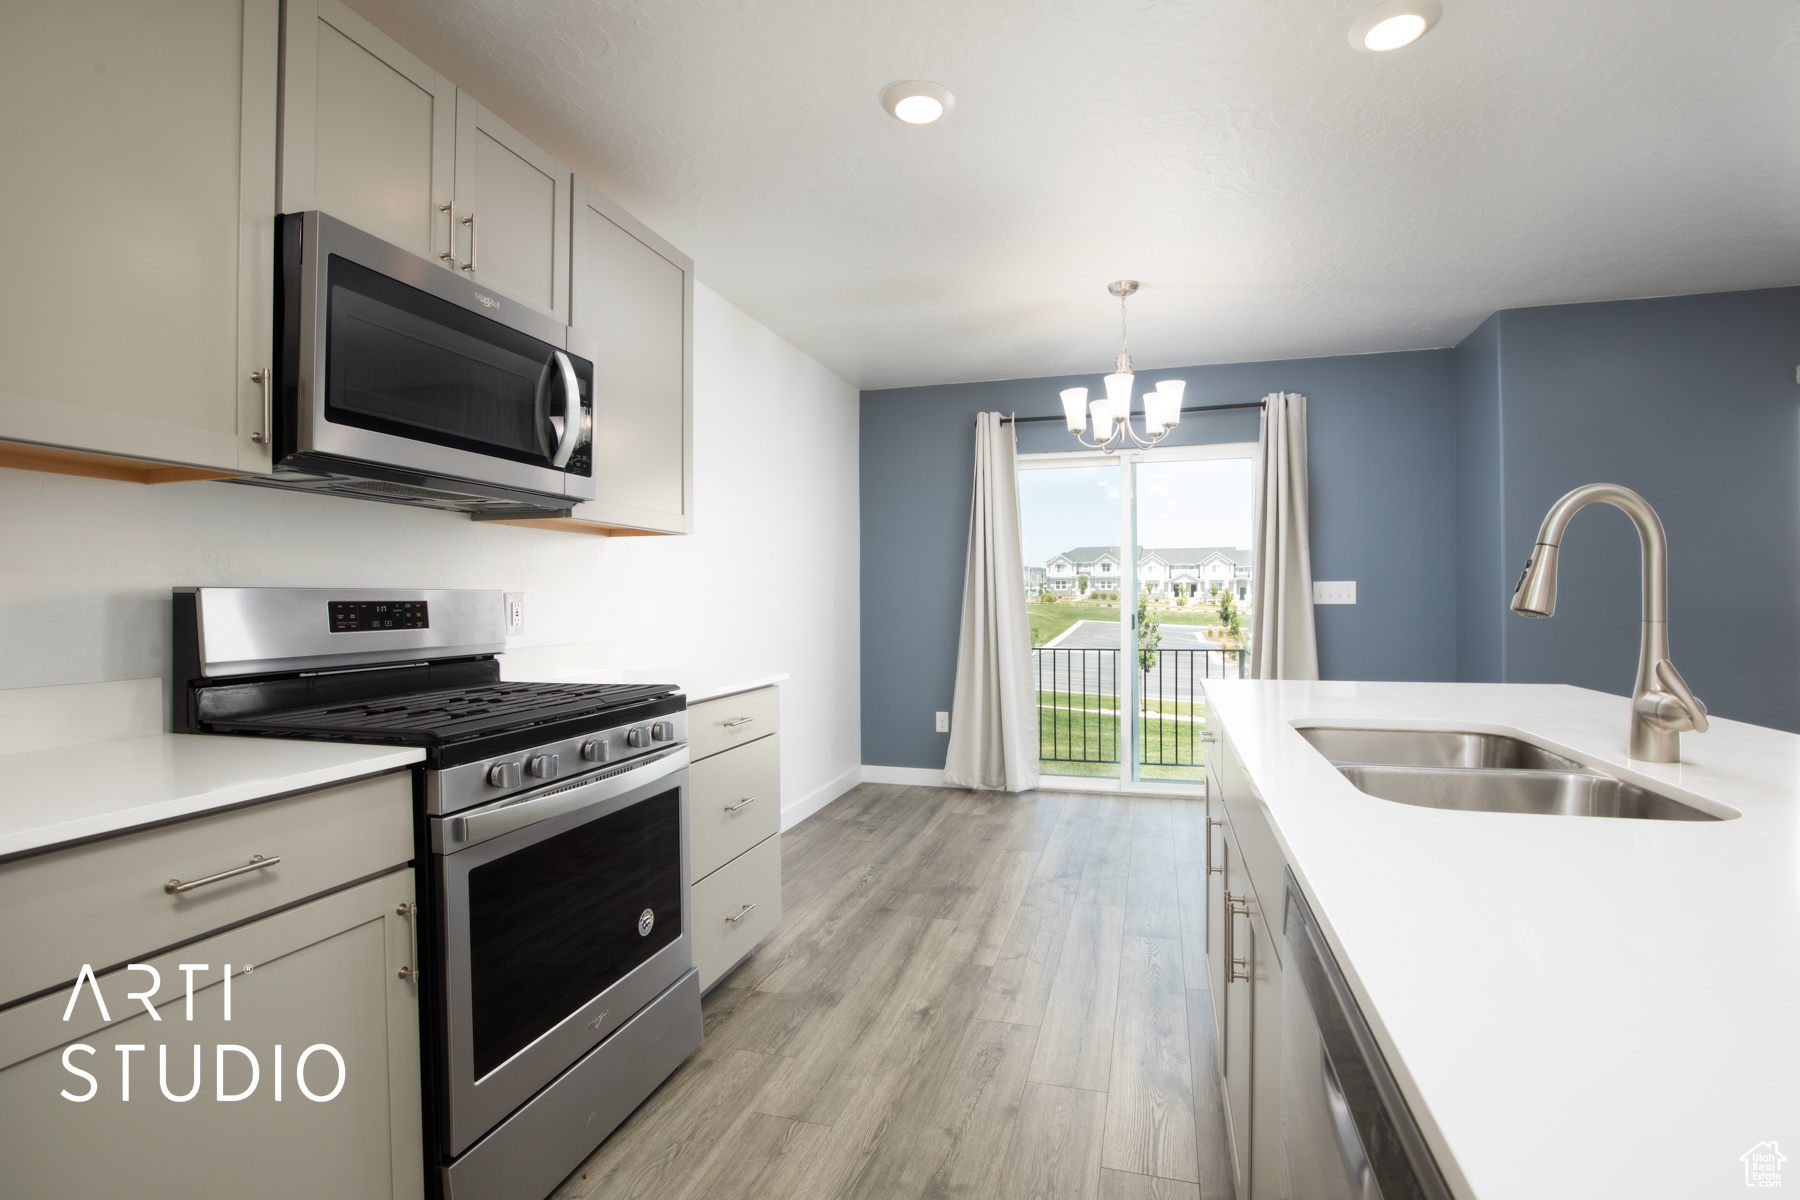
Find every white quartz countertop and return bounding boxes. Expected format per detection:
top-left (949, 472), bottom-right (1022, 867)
top-left (1203, 681), bottom-right (1800, 1200)
top-left (0, 735), bottom-right (424, 860)
top-left (511, 666), bottom-right (789, 705)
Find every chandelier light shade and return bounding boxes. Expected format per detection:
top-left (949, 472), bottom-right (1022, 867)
top-left (1062, 282), bottom-right (1186, 453)
top-left (1059, 387), bottom-right (1089, 433)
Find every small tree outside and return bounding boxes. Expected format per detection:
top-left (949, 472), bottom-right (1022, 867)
top-left (1078, 574), bottom-right (1090, 596)
top-left (1137, 592), bottom-right (1162, 676)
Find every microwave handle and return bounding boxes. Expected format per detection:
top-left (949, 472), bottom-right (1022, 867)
top-left (549, 350), bottom-right (583, 468)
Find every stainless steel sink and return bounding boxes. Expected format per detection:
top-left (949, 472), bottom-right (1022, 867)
top-left (1334, 763), bottom-right (1720, 822)
top-left (1297, 726), bottom-right (1586, 771)
top-left (1296, 726), bottom-right (1725, 822)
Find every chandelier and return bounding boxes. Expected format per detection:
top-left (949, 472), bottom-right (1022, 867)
top-left (1059, 281), bottom-right (1185, 453)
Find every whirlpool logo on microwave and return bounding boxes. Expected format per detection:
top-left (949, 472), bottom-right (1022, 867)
top-left (55, 963), bottom-right (346, 1104)
top-left (475, 292), bottom-right (500, 309)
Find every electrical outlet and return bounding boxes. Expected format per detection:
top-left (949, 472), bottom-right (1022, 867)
top-left (504, 592), bottom-right (526, 635)
top-left (1313, 580), bottom-right (1357, 605)
top-left (935, 711), bottom-right (950, 733)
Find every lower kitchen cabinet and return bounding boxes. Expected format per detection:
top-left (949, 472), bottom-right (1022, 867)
top-left (1207, 709), bottom-right (1288, 1200)
top-left (686, 687), bottom-right (783, 991)
top-left (0, 868), bottom-right (423, 1200)
top-left (691, 834), bottom-right (781, 992)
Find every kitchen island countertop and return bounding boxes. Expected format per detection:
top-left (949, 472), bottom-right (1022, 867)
top-left (1204, 680), bottom-right (1800, 1200)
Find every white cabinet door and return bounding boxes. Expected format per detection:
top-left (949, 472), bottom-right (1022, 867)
top-left (0, 870), bottom-right (422, 1199)
top-left (451, 95), bottom-right (570, 320)
top-left (0, 0), bottom-right (277, 473)
top-left (1222, 820), bottom-right (1254, 1197)
top-left (1249, 903), bottom-right (1287, 1200)
top-left (279, 0), bottom-right (454, 266)
top-left (566, 181), bottom-right (694, 533)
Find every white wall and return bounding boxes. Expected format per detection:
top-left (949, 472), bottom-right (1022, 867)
top-left (0, 284), bottom-right (861, 814)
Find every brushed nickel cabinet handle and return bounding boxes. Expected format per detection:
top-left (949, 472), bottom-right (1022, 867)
top-left (460, 212), bottom-right (478, 272)
top-left (438, 202), bottom-right (455, 261)
top-left (249, 369), bottom-right (271, 446)
top-left (396, 902), bottom-right (420, 983)
top-left (165, 854), bottom-right (280, 895)
top-left (1206, 817), bottom-right (1224, 876)
top-left (726, 903), bottom-right (757, 924)
top-left (722, 716), bottom-right (756, 728)
top-left (1225, 892), bottom-right (1251, 982)
top-left (724, 796), bottom-right (757, 813)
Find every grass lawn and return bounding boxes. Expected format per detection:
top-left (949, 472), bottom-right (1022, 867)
top-left (1036, 692), bottom-right (1208, 783)
top-left (1030, 601), bottom-right (1232, 646)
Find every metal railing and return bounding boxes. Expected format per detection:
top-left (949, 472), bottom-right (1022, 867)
top-left (1033, 645), bottom-right (1248, 766)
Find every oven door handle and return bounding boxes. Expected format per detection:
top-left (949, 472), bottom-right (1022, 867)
top-left (448, 745), bottom-right (688, 849)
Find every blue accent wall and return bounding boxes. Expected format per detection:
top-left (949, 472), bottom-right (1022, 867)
top-left (861, 351), bottom-right (1458, 770)
top-left (1454, 315), bottom-right (1504, 682)
top-left (1468, 287), bottom-right (1800, 732)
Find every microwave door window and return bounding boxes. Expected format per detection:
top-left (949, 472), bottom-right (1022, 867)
top-left (323, 257), bottom-right (565, 469)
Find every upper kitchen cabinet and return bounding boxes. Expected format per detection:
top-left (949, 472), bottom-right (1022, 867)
top-left (278, 0), bottom-right (454, 266)
top-left (0, 0), bottom-right (278, 476)
top-left (565, 182), bottom-right (694, 534)
top-left (451, 96), bottom-right (572, 321)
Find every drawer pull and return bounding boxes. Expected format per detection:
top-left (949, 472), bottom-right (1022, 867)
top-left (396, 902), bottom-right (420, 983)
top-left (722, 716), bottom-right (756, 728)
top-left (726, 902), bottom-right (757, 924)
top-left (724, 796), bottom-right (757, 813)
top-left (164, 854), bottom-right (280, 895)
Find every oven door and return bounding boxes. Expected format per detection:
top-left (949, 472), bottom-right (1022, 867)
top-left (285, 211), bottom-right (595, 502)
top-left (433, 746), bottom-right (689, 1156)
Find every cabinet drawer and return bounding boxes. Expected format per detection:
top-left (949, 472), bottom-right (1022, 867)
top-left (690, 734), bottom-right (781, 882)
top-left (688, 687), bottom-right (780, 762)
top-left (0, 770), bottom-right (412, 1008)
top-left (690, 834), bottom-right (781, 992)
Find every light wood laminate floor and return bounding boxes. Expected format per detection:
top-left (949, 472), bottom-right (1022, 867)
top-left (553, 783), bottom-right (1234, 1200)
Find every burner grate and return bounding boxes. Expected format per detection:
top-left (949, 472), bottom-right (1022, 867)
top-left (225, 681), bottom-right (676, 744)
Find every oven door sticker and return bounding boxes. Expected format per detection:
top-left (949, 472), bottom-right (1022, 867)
top-left (638, 909), bottom-right (655, 937)
top-left (56, 962), bottom-right (346, 1104)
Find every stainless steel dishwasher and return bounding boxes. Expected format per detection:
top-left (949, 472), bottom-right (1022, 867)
top-left (1283, 869), bottom-right (1453, 1200)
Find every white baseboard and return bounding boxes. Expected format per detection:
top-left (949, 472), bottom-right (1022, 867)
top-left (1036, 774), bottom-right (1206, 797)
top-left (858, 763), bottom-right (1204, 799)
top-left (781, 764), bottom-right (862, 830)
top-left (860, 764), bottom-right (948, 787)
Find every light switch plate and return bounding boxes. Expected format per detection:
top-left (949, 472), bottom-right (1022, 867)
top-left (504, 592), bottom-right (526, 634)
top-left (1313, 580), bottom-right (1356, 605)
top-left (935, 711), bottom-right (950, 733)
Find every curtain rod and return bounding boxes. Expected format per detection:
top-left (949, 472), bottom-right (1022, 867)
top-left (1000, 400), bottom-right (1266, 425)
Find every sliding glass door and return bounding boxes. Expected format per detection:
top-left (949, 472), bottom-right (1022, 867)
top-left (1019, 443), bottom-right (1256, 785)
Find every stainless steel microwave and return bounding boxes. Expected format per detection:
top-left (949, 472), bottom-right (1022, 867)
top-left (250, 211), bottom-right (597, 514)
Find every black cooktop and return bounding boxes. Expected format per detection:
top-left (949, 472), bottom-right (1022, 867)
top-left (206, 681), bottom-right (678, 747)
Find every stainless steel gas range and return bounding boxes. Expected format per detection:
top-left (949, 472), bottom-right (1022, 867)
top-left (173, 587), bottom-right (701, 1200)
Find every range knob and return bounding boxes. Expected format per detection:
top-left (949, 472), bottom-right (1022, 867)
top-left (626, 726), bottom-right (651, 748)
top-left (580, 739), bottom-right (609, 763)
top-left (528, 754), bottom-right (559, 780)
top-left (651, 721), bottom-right (676, 742)
top-left (487, 761), bottom-right (522, 789)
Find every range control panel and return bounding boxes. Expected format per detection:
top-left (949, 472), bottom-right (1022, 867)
top-left (328, 600), bottom-right (431, 633)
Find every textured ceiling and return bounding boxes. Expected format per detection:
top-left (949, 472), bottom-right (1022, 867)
top-left (348, 0), bottom-right (1800, 389)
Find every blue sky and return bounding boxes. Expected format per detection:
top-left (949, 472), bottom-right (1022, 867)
top-left (1018, 458), bottom-right (1254, 569)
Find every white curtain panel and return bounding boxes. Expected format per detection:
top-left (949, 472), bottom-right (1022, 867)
top-left (943, 412), bottom-right (1041, 792)
top-left (1249, 392), bottom-right (1320, 680)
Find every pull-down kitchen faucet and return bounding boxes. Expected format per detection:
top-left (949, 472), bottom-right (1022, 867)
top-left (1511, 483), bottom-right (1708, 763)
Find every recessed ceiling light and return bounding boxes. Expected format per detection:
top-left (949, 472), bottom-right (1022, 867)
top-left (881, 80), bottom-right (954, 125)
top-left (1349, 0), bottom-right (1442, 51)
